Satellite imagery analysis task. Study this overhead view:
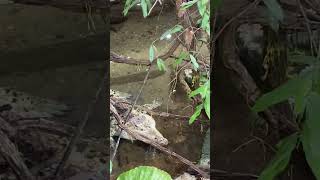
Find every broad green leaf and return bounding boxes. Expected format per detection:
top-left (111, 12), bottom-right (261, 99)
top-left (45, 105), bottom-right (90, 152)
top-left (149, 45), bottom-right (155, 62)
top-left (204, 90), bottom-right (210, 119)
top-left (141, 0), bottom-right (148, 17)
top-left (160, 25), bottom-right (183, 40)
top-left (258, 133), bottom-right (298, 180)
top-left (189, 85), bottom-right (206, 98)
top-left (301, 93), bottom-right (320, 179)
top-left (110, 160), bottom-right (113, 173)
top-left (180, 0), bottom-right (198, 10)
top-left (189, 54), bottom-right (199, 71)
top-left (189, 104), bottom-right (203, 124)
top-left (200, 11), bottom-right (210, 34)
top-left (157, 58), bottom-right (166, 72)
top-left (174, 52), bottom-right (188, 67)
top-left (197, 0), bottom-right (208, 17)
top-left (123, 0), bottom-right (139, 16)
top-left (117, 166), bottom-right (172, 180)
top-left (263, 0), bottom-right (284, 22)
top-left (252, 77), bottom-right (312, 113)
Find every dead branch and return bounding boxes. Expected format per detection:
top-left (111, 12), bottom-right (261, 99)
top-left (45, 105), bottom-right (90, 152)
top-left (0, 130), bottom-right (35, 180)
top-left (16, 119), bottom-right (75, 137)
top-left (0, 116), bottom-right (17, 138)
top-left (110, 39), bottom-right (181, 66)
top-left (110, 103), bottom-right (209, 178)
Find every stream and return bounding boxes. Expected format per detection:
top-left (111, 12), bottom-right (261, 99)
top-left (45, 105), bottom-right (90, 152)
top-left (110, 7), bottom-right (209, 179)
top-left (0, 2), bottom-right (209, 180)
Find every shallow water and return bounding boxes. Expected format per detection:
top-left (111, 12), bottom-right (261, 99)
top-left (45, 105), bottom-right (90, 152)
top-left (110, 8), bottom-right (209, 179)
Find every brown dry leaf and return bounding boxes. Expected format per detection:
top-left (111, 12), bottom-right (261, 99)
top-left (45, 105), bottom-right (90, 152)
top-left (176, 0), bottom-right (186, 17)
top-left (184, 27), bottom-right (194, 49)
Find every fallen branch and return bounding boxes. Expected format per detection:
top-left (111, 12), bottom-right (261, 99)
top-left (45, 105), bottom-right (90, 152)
top-left (0, 129), bottom-right (35, 180)
top-left (16, 119), bottom-right (75, 137)
top-left (110, 103), bottom-right (209, 178)
top-left (110, 39), bottom-right (181, 66)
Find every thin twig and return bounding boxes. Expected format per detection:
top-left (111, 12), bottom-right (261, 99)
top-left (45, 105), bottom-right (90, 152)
top-left (111, 67), bottom-right (152, 162)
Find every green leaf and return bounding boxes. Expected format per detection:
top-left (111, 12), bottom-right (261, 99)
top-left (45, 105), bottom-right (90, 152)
top-left (157, 58), bottom-right (166, 72)
top-left (189, 104), bottom-right (203, 124)
top-left (180, 0), bottom-right (198, 10)
top-left (141, 0), bottom-right (148, 17)
top-left (263, 0), bottom-right (284, 22)
top-left (204, 90), bottom-right (210, 119)
top-left (123, 0), bottom-right (139, 16)
top-left (174, 52), bottom-right (188, 67)
top-left (117, 166), bottom-right (172, 180)
top-left (197, 0), bottom-right (207, 17)
top-left (189, 81), bottom-right (209, 99)
top-left (160, 25), bottom-right (183, 40)
top-left (189, 54), bottom-right (199, 71)
top-left (301, 93), bottom-right (320, 179)
top-left (200, 11), bottom-right (210, 34)
top-left (110, 160), bottom-right (113, 173)
top-left (252, 77), bottom-right (312, 113)
top-left (258, 133), bottom-right (298, 180)
top-left (149, 45), bottom-right (155, 62)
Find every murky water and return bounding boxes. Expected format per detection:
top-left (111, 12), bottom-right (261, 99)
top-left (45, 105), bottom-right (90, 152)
top-left (0, 4), bottom-right (109, 179)
top-left (110, 8), bottom-right (209, 179)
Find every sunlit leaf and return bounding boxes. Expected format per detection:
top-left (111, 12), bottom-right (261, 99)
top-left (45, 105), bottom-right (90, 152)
top-left (141, 0), bottom-right (148, 17)
top-left (157, 58), bottom-right (166, 72)
top-left (149, 45), bottom-right (156, 62)
top-left (189, 104), bottom-right (203, 124)
top-left (117, 166), bottom-right (172, 180)
top-left (189, 85), bottom-right (206, 98)
top-left (110, 160), bottom-right (113, 173)
top-left (258, 133), bottom-right (298, 180)
top-left (200, 11), bottom-right (210, 34)
top-left (197, 0), bottom-right (207, 17)
top-left (301, 93), bottom-right (320, 180)
top-left (160, 25), bottom-right (183, 40)
top-left (123, 0), bottom-right (140, 16)
top-left (204, 90), bottom-right (210, 119)
top-left (180, 0), bottom-right (198, 10)
top-left (189, 54), bottom-right (199, 71)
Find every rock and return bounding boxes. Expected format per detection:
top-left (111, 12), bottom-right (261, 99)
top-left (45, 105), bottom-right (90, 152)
top-left (174, 172), bottom-right (197, 180)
